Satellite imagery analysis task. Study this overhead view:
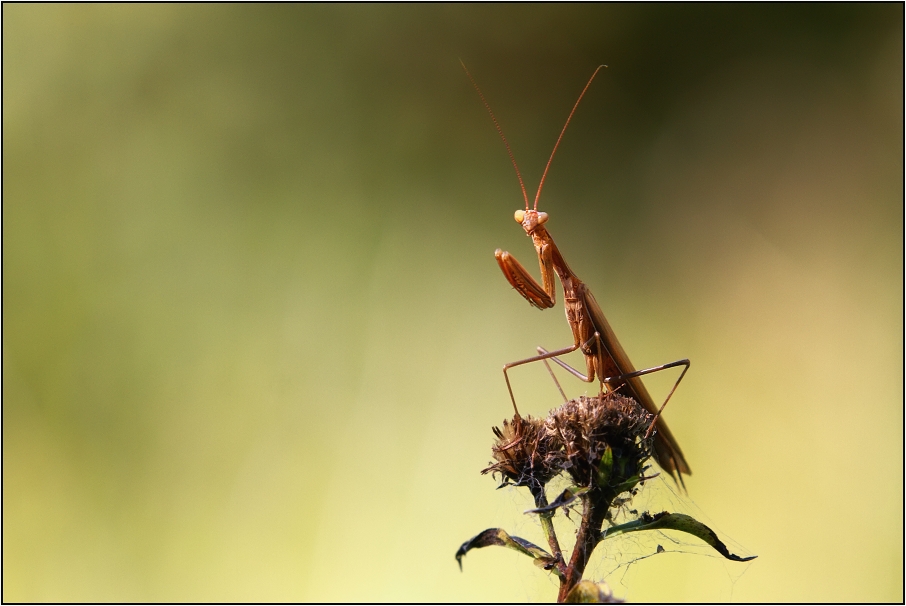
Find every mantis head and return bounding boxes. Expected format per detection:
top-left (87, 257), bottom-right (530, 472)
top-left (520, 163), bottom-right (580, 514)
top-left (461, 61), bottom-right (604, 239)
top-left (514, 209), bottom-right (548, 234)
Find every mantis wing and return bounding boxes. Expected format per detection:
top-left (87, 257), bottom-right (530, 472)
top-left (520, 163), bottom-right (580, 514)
top-left (580, 285), bottom-right (692, 478)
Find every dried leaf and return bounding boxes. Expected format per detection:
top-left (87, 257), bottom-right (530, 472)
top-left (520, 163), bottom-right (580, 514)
top-left (455, 528), bottom-right (560, 575)
top-left (600, 511), bottom-right (757, 562)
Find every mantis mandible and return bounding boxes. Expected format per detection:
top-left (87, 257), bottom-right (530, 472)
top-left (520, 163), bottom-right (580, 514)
top-left (463, 63), bottom-right (692, 482)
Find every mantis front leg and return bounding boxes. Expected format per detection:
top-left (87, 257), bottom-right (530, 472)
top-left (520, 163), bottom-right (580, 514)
top-left (495, 248), bottom-right (555, 310)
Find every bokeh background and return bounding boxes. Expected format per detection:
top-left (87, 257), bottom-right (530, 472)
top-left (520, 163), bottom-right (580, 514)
top-left (3, 4), bottom-right (902, 602)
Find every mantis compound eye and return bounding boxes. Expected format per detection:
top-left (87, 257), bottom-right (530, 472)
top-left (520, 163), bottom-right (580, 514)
top-left (537, 212), bottom-right (549, 224)
top-left (514, 210), bottom-right (525, 223)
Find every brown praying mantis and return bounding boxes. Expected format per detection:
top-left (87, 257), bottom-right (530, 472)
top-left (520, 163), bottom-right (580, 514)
top-left (463, 63), bottom-right (692, 483)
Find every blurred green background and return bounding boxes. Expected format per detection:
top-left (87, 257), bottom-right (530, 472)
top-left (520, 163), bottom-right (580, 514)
top-left (3, 4), bottom-right (902, 602)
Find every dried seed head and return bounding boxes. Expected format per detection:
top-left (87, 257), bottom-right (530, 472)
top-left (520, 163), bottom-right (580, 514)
top-left (484, 393), bottom-right (654, 501)
top-left (482, 415), bottom-right (561, 489)
top-left (546, 393), bottom-right (653, 492)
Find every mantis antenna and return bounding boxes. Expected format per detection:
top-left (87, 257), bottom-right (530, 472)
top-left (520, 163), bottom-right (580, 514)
top-left (460, 60), bottom-right (530, 211)
top-left (533, 65), bottom-right (607, 210)
top-left (461, 61), bottom-right (607, 212)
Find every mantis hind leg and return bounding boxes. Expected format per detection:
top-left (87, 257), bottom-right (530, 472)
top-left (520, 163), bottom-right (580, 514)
top-left (546, 334), bottom-right (691, 437)
top-left (598, 359), bottom-right (691, 439)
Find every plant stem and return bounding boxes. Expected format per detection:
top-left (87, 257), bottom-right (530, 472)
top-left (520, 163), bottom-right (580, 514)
top-left (556, 489), bottom-right (610, 602)
top-left (530, 485), bottom-right (565, 578)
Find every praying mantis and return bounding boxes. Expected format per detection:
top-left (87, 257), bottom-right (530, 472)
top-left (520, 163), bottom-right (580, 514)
top-left (463, 63), bottom-right (692, 482)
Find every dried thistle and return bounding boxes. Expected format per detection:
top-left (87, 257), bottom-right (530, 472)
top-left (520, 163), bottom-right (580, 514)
top-left (484, 393), bottom-right (652, 501)
top-left (546, 393), bottom-right (654, 502)
top-left (458, 392), bottom-right (756, 603)
top-left (482, 414), bottom-right (560, 490)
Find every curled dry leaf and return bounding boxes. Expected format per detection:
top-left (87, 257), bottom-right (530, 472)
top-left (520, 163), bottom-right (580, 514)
top-left (601, 511), bottom-right (757, 562)
top-left (455, 528), bottom-right (563, 579)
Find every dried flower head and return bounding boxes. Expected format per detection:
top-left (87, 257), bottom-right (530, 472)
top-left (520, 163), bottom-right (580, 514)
top-left (482, 415), bottom-right (560, 489)
top-left (545, 393), bottom-right (653, 494)
top-left (461, 391), bottom-right (756, 602)
top-left (483, 393), bottom-right (653, 500)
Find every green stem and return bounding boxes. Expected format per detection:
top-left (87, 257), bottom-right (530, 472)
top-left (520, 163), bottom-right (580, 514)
top-left (530, 485), bottom-right (565, 578)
